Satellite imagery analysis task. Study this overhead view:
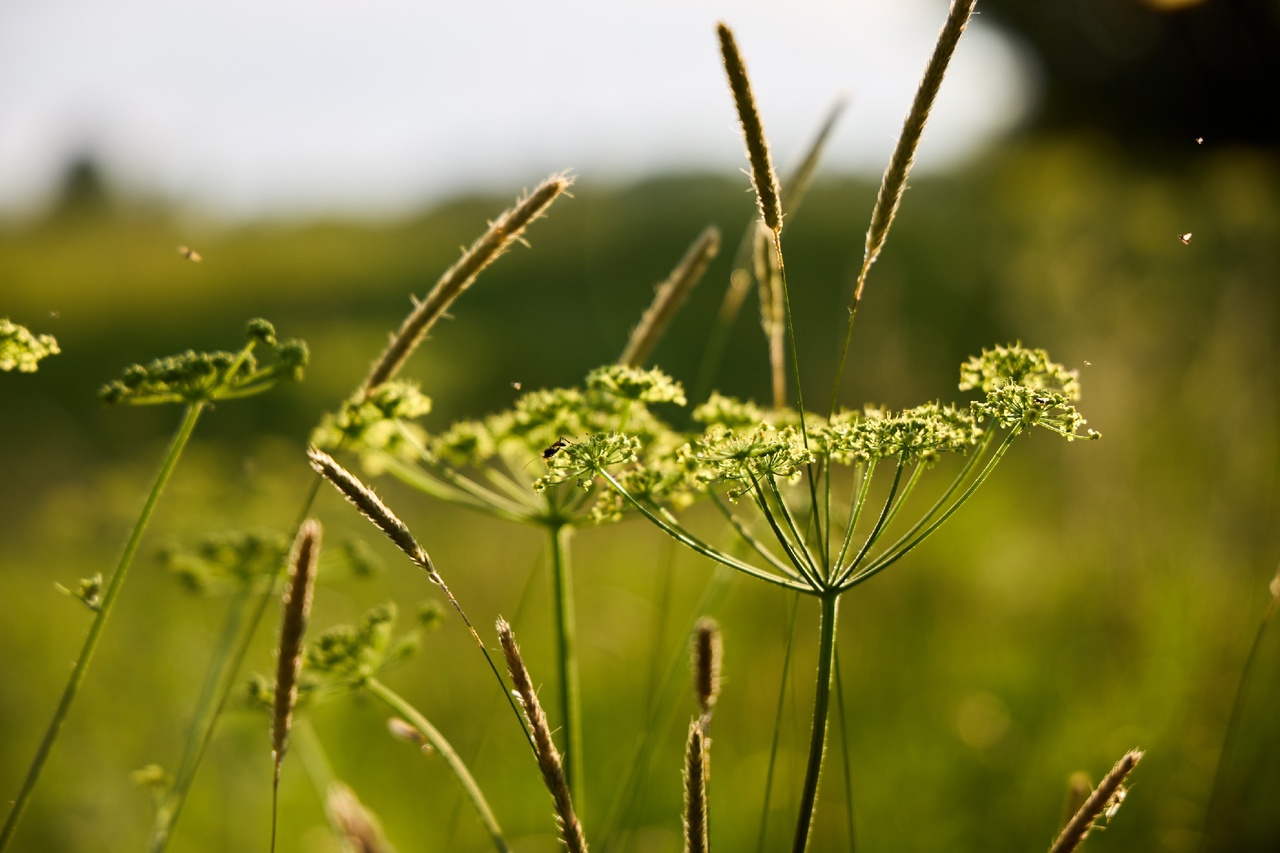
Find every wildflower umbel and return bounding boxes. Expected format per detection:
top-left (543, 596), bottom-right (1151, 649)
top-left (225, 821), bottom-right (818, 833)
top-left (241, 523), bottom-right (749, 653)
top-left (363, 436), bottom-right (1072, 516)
top-left (0, 319), bottom-right (59, 372)
top-left (99, 319), bottom-right (307, 406)
top-left (497, 618), bottom-right (588, 853)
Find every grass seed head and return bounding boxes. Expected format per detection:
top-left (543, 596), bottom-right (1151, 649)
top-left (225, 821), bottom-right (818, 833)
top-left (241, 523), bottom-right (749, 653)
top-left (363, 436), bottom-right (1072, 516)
top-left (717, 23), bottom-right (782, 234)
top-left (271, 519), bottom-right (322, 780)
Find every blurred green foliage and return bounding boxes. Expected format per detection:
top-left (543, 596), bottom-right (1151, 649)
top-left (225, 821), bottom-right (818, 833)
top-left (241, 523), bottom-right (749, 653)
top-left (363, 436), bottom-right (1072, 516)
top-left (1, 134), bottom-right (1278, 851)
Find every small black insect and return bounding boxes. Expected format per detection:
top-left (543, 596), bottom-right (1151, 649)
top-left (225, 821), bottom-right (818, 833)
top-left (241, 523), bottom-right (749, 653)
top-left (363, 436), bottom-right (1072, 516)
top-left (1032, 396), bottom-right (1051, 405)
top-left (542, 437), bottom-right (570, 461)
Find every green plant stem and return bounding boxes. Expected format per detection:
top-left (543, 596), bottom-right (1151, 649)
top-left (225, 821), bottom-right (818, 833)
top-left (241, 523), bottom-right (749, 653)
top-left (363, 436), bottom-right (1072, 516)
top-left (365, 678), bottom-right (510, 853)
top-left (793, 593), bottom-right (840, 853)
top-left (548, 522), bottom-right (585, 819)
top-left (290, 718), bottom-right (336, 802)
top-left (150, 578), bottom-right (259, 852)
top-left (757, 592), bottom-right (801, 853)
top-left (833, 648), bottom-right (857, 853)
top-left (0, 402), bottom-right (205, 852)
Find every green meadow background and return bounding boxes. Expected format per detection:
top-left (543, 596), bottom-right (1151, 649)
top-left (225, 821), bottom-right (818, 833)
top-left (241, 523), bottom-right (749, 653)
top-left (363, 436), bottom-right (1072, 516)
top-left (2, 134), bottom-right (1279, 852)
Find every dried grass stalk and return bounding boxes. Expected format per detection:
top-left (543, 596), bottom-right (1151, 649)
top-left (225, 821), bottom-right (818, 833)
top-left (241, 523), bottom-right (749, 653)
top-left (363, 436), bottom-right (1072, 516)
top-left (717, 23), bottom-right (782, 234)
top-left (271, 519), bottom-right (321, 782)
top-left (497, 618), bottom-right (588, 853)
top-left (361, 173), bottom-right (573, 394)
top-left (327, 782), bottom-right (396, 853)
top-left (683, 722), bottom-right (709, 853)
top-left (692, 618), bottom-right (722, 722)
top-left (620, 226), bottom-right (721, 368)
top-left (855, 0), bottom-right (976, 301)
top-left (1048, 750), bottom-right (1143, 853)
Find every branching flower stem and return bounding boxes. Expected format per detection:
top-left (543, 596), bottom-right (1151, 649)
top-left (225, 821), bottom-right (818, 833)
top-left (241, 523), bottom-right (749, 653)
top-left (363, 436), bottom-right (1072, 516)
top-left (597, 471), bottom-right (809, 593)
top-left (837, 430), bottom-right (1019, 590)
top-left (0, 402), bottom-right (205, 851)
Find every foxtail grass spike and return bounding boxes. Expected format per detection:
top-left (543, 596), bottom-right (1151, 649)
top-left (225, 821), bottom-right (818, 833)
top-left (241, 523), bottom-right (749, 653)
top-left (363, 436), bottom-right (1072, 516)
top-left (831, 0), bottom-right (977, 416)
top-left (855, 0), bottom-right (976, 301)
top-left (271, 519), bottom-right (321, 780)
top-left (718, 96), bottom-right (846, 328)
top-left (683, 722), bottom-right (710, 853)
top-left (620, 226), bottom-right (721, 368)
top-left (692, 618), bottom-right (722, 722)
top-left (308, 447), bottom-right (431, 573)
top-left (307, 446), bottom-right (486, 652)
top-left (361, 173), bottom-right (573, 394)
top-left (270, 519), bottom-right (321, 853)
top-left (1048, 750), bottom-right (1143, 853)
top-left (717, 23), bottom-right (782, 234)
top-left (497, 618), bottom-right (588, 853)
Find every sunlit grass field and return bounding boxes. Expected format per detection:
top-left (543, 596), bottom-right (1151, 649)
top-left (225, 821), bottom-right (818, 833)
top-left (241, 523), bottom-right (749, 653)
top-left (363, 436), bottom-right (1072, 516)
top-left (2, 134), bottom-right (1278, 851)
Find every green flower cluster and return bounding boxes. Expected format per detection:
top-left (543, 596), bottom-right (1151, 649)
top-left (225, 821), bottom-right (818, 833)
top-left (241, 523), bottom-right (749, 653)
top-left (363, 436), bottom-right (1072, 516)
top-left (159, 529), bottom-right (382, 595)
top-left (960, 344), bottom-right (1097, 440)
top-left (312, 380), bottom-right (433, 471)
top-left (99, 319), bottom-right (308, 406)
top-left (315, 364), bottom-right (687, 527)
top-left (0, 318), bottom-right (59, 373)
top-left (247, 601), bottom-right (425, 708)
top-left (159, 530), bottom-right (290, 594)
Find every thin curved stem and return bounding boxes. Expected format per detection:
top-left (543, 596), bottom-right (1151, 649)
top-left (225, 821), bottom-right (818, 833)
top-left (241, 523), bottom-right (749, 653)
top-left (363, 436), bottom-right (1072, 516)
top-left (839, 454), bottom-right (907, 579)
top-left (751, 479), bottom-right (821, 588)
top-left (860, 431), bottom-right (995, 568)
top-left (762, 476), bottom-right (822, 583)
top-left (366, 678), bottom-right (510, 853)
top-left (839, 431), bottom-right (1019, 591)
top-left (598, 471), bottom-right (809, 592)
top-left (878, 460), bottom-right (925, 532)
top-left (1200, 565), bottom-right (1280, 848)
top-left (710, 493), bottom-right (803, 581)
top-left (834, 648), bottom-right (857, 853)
top-left (599, 566), bottom-right (737, 851)
top-left (792, 593), bottom-right (840, 853)
top-left (756, 592), bottom-right (801, 853)
top-left (547, 523), bottom-right (586, 818)
top-left (1, 403), bottom-right (205, 851)
top-left (834, 461), bottom-right (877, 571)
top-left (150, 578), bottom-right (259, 852)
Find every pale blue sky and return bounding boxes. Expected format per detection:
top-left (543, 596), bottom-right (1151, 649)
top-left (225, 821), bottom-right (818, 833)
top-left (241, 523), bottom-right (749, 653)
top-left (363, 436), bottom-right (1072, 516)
top-left (0, 0), bottom-right (1035, 220)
